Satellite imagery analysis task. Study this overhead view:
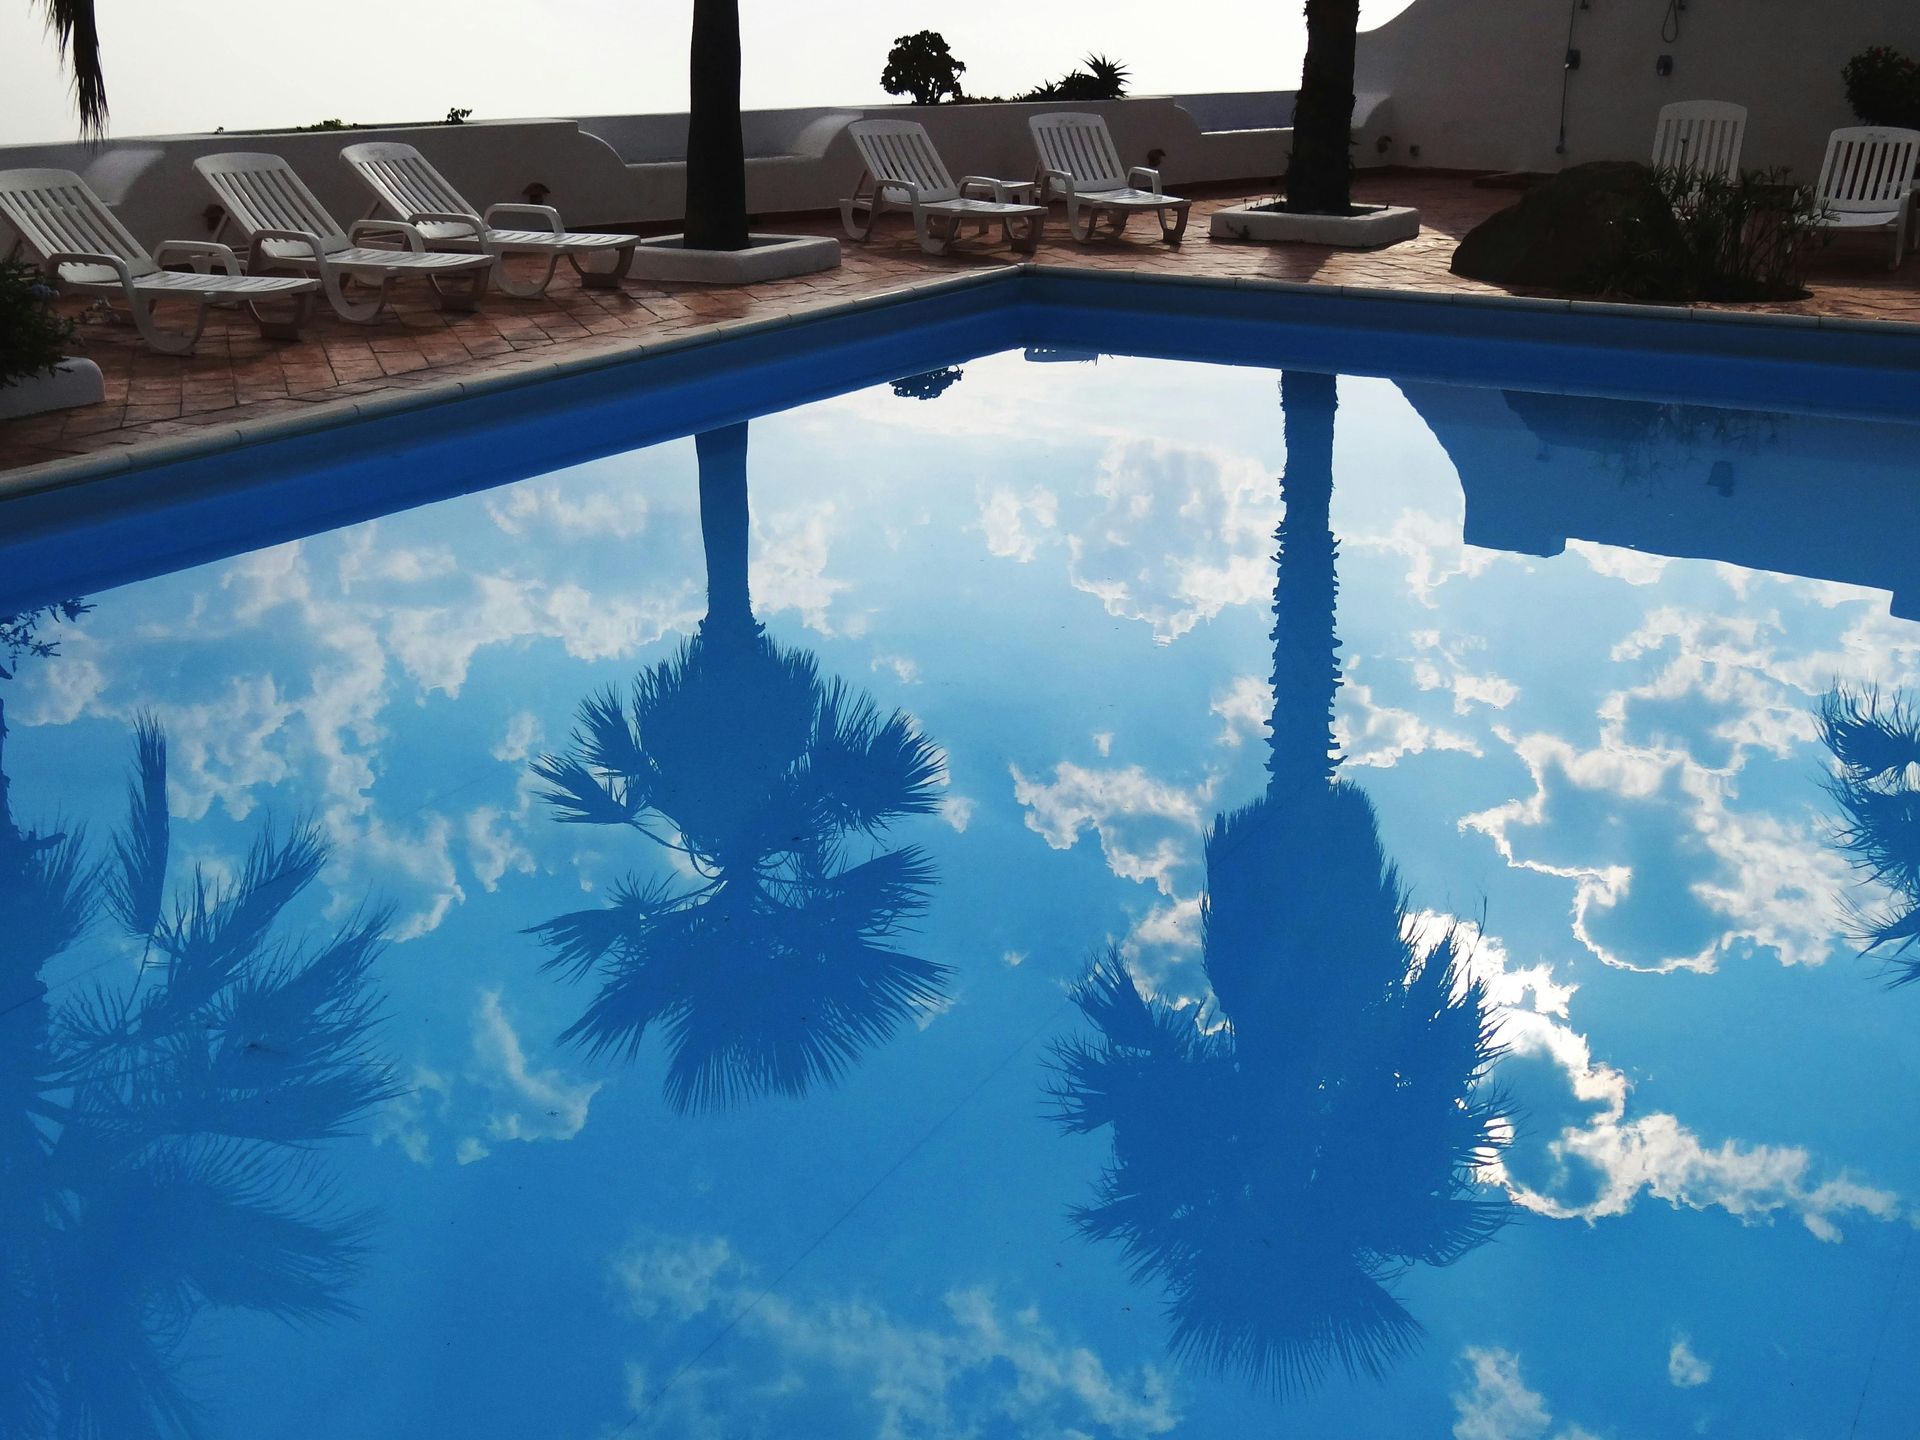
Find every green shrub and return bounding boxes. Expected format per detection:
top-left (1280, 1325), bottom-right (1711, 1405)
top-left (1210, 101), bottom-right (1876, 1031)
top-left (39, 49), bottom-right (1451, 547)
top-left (1844, 46), bottom-right (1920, 128)
top-left (1630, 167), bottom-right (1826, 301)
top-left (0, 260), bottom-right (76, 390)
top-left (881, 31), bottom-right (967, 105)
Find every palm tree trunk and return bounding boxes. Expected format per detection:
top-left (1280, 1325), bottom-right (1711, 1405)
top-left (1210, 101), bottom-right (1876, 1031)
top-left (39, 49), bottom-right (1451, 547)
top-left (1267, 372), bottom-right (1343, 800)
top-left (683, 0), bottom-right (751, 251)
top-left (696, 423), bottom-right (756, 639)
top-left (1288, 0), bottom-right (1360, 214)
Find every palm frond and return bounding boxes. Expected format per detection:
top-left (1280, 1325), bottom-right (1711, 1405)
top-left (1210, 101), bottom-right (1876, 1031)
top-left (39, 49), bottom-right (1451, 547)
top-left (34, 0), bottom-right (108, 134)
top-left (151, 822), bottom-right (327, 1011)
top-left (105, 713), bottom-right (169, 942)
top-left (530, 753), bottom-right (637, 826)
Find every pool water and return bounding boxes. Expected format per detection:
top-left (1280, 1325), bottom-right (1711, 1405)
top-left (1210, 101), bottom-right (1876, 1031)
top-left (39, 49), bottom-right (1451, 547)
top-left (4, 344), bottom-right (1918, 1438)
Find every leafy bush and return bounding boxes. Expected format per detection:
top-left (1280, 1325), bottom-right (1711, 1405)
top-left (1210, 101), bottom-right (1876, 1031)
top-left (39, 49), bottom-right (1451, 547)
top-left (1046, 54), bottom-right (1130, 102)
top-left (297, 117), bottom-right (356, 131)
top-left (1844, 46), bottom-right (1920, 128)
top-left (0, 260), bottom-right (76, 390)
top-left (445, 106), bottom-right (473, 125)
top-left (881, 31), bottom-right (967, 105)
top-left (1632, 167), bottom-right (1826, 301)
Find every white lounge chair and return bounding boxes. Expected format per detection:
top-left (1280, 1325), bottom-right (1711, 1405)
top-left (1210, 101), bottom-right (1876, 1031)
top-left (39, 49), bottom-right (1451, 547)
top-left (340, 142), bottom-right (638, 298)
top-left (194, 152), bottom-right (494, 321)
top-left (1651, 100), bottom-right (1747, 187)
top-left (0, 168), bottom-right (316, 355)
top-left (1811, 127), bottom-right (1920, 269)
top-left (841, 119), bottom-right (1046, 256)
top-left (1029, 112), bottom-right (1191, 244)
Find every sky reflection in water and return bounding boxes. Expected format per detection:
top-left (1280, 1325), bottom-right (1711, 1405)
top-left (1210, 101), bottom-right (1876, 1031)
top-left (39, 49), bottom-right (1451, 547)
top-left (3, 349), bottom-right (1918, 1439)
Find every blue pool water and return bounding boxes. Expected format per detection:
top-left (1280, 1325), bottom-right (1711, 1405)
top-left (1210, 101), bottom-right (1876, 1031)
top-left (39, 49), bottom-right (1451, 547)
top-left (5, 306), bottom-right (1920, 1437)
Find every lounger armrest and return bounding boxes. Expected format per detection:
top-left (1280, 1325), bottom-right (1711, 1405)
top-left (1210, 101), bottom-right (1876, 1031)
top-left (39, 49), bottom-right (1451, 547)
top-left (483, 202), bottom-right (564, 235)
top-left (43, 249), bottom-right (134, 289)
top-left (153, 240), bottom-right (243, 277)
top-left (875, 177), bottom-right (923, 204)
top-left (959, 176), bottom-right (1012, 203)
top-left (348, 218), bottom-right (427, 252)
top-left (1128, 167), bottom-right (1163, 193)
top-left (408, 209), bottom-right (486, 238)
top-left (247, 228), bottom-right (329, 269)
top-left (1040, 167), bottom-right (1075, 202)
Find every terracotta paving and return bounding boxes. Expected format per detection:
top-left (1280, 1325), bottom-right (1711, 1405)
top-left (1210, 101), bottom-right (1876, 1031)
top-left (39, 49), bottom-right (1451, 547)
top-left (6, 172), bottom-right (1920, 479)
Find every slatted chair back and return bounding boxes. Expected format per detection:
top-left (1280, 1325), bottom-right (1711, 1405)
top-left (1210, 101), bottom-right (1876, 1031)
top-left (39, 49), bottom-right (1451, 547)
top-left (1650, 101), bottom-right (1747, 183)
top-left (847, 120), bottom-right (960, 203)
top-left (1030, 113), bottom-right (1129, 192)
top-left (1816, 127), bottom-right (1920, 214)
top-left (341, 142), bottom-right (478, 223)
top-left (0, 167), bottom-right (159, 283)
top-left (195, 152), bottom-right (349, 253)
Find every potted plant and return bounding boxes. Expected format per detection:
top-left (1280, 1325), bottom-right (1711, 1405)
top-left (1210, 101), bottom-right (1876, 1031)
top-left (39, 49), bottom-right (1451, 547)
top-left (0, 260), bottom-right (104, 422)
top-left (1210, 0), bottom-right (1419, 246)
top-left (628, 0), bottom-right (840, 282)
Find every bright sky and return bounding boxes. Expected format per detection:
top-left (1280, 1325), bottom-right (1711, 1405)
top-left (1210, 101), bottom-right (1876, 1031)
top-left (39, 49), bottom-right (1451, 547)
top-left (1, 0), bottom-right (1418, 144)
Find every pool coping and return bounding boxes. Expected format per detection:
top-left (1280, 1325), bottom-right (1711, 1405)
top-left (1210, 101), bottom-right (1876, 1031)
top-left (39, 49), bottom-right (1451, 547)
top-left (5, 263), bottom-right (1919, 505)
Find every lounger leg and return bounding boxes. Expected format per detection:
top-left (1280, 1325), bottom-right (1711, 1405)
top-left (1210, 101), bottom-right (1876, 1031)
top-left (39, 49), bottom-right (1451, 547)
top-left (494, 251), bottom-right (562, 299)
top-left (1160, 206), bottom-right (1190, 246)
top-left (913, 211), bottom-right (950, 257)
top-left (321, 266), bottom-right (388, 323)
top-left (248, 289), bottom-right (313, 341)
top-left (569, 244), bottom-right (636, 291)
top-left (127, 293), bottom-right (208, 356)
top-left (431, 269), bottom-right (486, 311)
top-left (1007, 212), bottom-right (1042, 255)
top-left (1067, 200), bottom-right (1096, 243)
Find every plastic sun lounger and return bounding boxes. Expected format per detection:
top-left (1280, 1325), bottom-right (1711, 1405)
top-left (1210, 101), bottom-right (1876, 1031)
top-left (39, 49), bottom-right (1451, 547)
top-left (194, 152), bottom-right (495, 322)
top-left (0, 167), bottom-right (316, 355)
top-left (1029, 112), bottom-right (1191, 244)
top-left (1811, 126), bottom-right (1920, 269)
top-left (340, 142), bottom-right (637, 298)
top-left (1650, 100), bottom-right (1747, 186)
top-left (840, 119), bottom-right (1047, 257)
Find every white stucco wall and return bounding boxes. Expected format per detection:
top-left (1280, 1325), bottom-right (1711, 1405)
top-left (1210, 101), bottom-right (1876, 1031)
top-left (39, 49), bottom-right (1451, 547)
top-left (1356, 0), bottom-right (1920, 177)
top-left (0, 95), bottom-right (1325, 248)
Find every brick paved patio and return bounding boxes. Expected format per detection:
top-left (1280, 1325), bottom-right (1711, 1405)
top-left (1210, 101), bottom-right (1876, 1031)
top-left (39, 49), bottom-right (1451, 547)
top-left (5, 172), bottom-right (1919, 478)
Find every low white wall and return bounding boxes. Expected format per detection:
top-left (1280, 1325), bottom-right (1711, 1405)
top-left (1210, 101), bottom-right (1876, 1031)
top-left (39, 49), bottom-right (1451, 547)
top-left (0, 118), bottom-right (642, 252)
top-left (1356, 0), bottom-right (1920, 177)
top-left (0, 91), bottom-right (1386, 247)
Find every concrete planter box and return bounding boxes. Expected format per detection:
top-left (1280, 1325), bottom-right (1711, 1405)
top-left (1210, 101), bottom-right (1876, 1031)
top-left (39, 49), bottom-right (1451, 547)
top-left (629, 233), bottom-right (841, 285)
top-left (1210, 202), bottom-right (1421, 248)
top-left (0, 358), bottom-right (105, 421)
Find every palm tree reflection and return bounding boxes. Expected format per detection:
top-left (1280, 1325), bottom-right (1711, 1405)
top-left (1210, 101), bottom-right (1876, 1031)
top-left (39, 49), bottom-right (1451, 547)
top-left (0, 602), bottom-right (397, 1439)
top-left (1049, 373), bottom-right (1512, 1399)
top-left (1818, 684), bottom-right (1920, 984)
top-left (529, 423), bottom-right (949, 1111)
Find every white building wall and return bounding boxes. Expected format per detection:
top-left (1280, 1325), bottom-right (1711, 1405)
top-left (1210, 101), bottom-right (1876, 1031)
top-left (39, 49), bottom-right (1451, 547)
top-left (1356, 0), bottom-right (1920, 178)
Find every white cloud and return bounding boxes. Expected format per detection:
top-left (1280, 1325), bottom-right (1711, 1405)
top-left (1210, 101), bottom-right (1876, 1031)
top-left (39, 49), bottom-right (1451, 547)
top-left (1010, 761), bottom-right (1212, 895)
top-left (1348, 508), bottom-right (1500, 608)
top-left (1338, 677), bottom-right (1481, 770)
top-left (751, 501), bottom-right (850, 634)
top-left (465, 805), bottom-right (536, 892)
top-left (1064, 437), bottom-right (1280, 642)
top-left (872, 653), bottom-right (920, 684)
top-left (1438, 913), bottom-right (1904, 1242)
top-left (1210, 674), bottom-right (1270, 747)
top-left (486, 481), bottom-right (653, 540)
top-left (493, 710), bottom-right (544, 765)
top-left (979, 486), bottom-right (1059, 563)
top-left (1668, 1335), bottom-right (1711, 1388)
top-left (1450, 1348), bottom-right (1599, 1440)
top-left (611, 1232), bottom-right (1180, 1440)
top-left (468, 988), bottom-right (601, 1151)
top-left (1567, 538), bottom-right (1670, 586)
top-left (940, 795), bottom-right (976, 833)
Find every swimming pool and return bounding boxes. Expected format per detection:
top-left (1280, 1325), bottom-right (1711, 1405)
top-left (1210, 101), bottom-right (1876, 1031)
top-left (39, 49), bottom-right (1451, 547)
top-left (4, 285), bottom-right (1918, 1438)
